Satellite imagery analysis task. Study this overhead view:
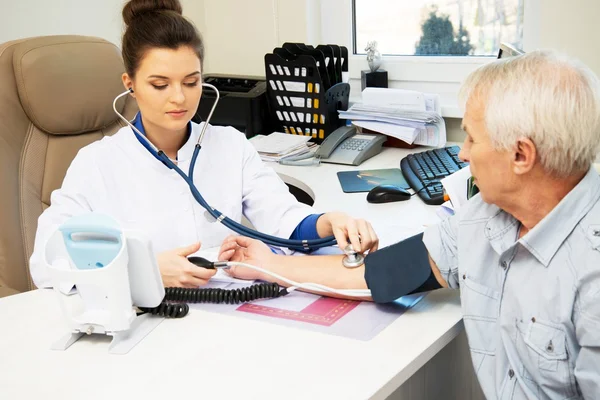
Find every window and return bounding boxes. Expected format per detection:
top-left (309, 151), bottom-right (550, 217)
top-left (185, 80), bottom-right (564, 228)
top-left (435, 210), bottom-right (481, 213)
top-left (353, 0), bottom-right (525, 57)
top-left (319, 0), bottom-right (535, 118)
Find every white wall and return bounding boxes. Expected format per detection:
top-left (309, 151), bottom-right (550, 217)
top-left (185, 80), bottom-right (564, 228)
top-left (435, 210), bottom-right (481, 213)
top-left (535, 0), bottom-right (600, 75)
top-left (184, 0), bottom-right (315, 76)
top-left (0, 0), bottom-right (314, 78)
top-left (1, 0), bottom-right (124, 46)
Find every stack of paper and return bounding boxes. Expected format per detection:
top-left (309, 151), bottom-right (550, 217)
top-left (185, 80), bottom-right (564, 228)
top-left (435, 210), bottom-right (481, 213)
top-left (341, 103), bottom-right (442, 125)
top-left (250, 132), bottom-right (315, 162)
top-left (339, 88), bottom-right (447, 147)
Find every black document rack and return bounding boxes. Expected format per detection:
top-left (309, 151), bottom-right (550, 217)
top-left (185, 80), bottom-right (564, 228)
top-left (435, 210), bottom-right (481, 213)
top-left (264, 43), bottom-right (350, 143)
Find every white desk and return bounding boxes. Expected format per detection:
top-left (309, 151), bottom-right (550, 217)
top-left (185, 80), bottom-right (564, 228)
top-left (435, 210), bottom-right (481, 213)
top-left (0, 147), bottom-right (463, 400)
top-left (272, 146), bottom-right (443, 248)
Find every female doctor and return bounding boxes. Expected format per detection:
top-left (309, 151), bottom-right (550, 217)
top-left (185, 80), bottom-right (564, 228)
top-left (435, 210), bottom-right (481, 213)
top-left (29, 0), bottom-right (379, 289)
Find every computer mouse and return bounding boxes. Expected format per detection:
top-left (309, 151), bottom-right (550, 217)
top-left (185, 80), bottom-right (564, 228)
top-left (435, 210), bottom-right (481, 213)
top-left (366, 184), bottom-right (412, 203)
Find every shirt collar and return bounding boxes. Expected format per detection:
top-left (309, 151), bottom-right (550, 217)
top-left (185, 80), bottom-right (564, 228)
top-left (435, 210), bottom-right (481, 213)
top-left (484, 209), bottom-right (520, 256)
top-left (131, 112), bottom-right (196, 164)
top-left (519, 167), bottom-right (600, 266)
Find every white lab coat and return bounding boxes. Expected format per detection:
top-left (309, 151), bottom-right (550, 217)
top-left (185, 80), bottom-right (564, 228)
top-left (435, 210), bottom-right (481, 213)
top-left (29, 122), bottom-right (315, 288)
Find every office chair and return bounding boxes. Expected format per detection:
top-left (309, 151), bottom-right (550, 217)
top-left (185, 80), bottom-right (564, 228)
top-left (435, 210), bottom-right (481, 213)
top-left (0, 35), bottom-right (137, 298)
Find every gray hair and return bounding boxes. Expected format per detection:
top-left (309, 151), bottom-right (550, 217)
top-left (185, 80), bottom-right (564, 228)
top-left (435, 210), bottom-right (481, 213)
top-left (459, 50), bottom-right (600, 177)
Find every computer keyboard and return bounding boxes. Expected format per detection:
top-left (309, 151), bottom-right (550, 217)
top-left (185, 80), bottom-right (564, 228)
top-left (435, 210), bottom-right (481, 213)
top-left (400, 146), bottom-right (469, 205)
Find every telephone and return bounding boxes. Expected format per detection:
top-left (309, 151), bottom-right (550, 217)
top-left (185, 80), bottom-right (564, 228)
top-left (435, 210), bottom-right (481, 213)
top-left (315, 125), bottom-right (386, 166)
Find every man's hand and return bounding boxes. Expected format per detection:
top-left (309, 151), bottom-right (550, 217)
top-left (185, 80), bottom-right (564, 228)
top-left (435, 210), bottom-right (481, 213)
top-left (317, 212), bottom-right (379, 253)
top-left (157, 242), bottom-right (216, 287)
top-left (218, 235), bottom-right (277, 281)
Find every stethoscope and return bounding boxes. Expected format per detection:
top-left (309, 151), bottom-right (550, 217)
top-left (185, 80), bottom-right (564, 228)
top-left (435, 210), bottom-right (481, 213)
top-left (111, 83), bottom-right (364, 264)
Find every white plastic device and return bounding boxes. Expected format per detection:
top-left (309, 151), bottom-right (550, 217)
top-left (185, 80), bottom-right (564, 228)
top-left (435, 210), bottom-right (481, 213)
top-left (44, 213), bottom-right (165, 354)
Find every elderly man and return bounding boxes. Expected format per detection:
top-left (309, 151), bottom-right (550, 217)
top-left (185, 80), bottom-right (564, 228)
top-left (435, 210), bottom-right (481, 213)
top-left (219, 50), bottom-right (600, 399)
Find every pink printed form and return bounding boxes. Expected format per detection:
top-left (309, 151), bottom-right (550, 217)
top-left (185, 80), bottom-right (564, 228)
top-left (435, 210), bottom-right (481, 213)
top-left (237, 297), bottom-right (360, 326)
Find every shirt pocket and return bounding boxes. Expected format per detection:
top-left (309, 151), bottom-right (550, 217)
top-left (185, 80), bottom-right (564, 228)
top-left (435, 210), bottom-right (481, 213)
top-left (523, 320), bottom-right (577, 398)
top-left (461, 275), bottom-right (500, 356)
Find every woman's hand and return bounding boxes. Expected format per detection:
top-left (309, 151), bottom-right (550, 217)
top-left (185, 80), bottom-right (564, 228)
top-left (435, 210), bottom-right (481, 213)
top-left (157, 242), bottom-right (216, 287)
top-left (218, 235), bottom-right (277, 281)
top-left (317, 212), bottom-right (379, 253)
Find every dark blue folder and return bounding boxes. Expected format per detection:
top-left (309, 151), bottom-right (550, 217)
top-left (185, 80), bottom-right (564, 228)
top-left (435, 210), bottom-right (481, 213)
top-left (337, 168), bottom-right (409, 193)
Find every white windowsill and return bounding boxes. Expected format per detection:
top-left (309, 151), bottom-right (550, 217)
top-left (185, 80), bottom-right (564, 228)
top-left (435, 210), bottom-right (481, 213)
top-left (349, 54), bottom-right (492, 82)
top-left (347, 54), bottom-right (494, 119)
top-left (441, 105), bottom-right (462, 119)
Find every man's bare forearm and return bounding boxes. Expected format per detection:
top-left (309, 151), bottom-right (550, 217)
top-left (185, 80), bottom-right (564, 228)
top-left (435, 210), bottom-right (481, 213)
top-left (253, 245), bottom-right (446, 301)
top-left (262, 254), bottom-right (371, 300)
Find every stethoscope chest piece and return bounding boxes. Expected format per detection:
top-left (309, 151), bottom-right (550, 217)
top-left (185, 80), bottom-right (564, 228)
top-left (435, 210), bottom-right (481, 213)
top-left (342, 244), bottom-right (364, 268)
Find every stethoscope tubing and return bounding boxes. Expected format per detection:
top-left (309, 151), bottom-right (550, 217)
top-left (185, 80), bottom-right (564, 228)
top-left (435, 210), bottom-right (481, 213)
top-left (112, 84), bottom-right (337, 252)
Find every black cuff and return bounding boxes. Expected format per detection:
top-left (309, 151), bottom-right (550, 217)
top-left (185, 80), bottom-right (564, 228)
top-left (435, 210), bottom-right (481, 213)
top-left (408, 268), bottom-right (442, 295)
top-left (364, 233), bottom-right (439, 303)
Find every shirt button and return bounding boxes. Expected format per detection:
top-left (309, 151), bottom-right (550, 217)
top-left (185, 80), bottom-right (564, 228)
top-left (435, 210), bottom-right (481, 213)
top-left (508, 369), bottom-right (515, 379)
top-left (501, 261), bottom-right (508, 270)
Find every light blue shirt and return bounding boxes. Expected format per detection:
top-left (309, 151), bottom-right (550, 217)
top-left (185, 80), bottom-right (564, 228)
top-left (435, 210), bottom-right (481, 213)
top-left (424, 167), bottom-right (600, 399)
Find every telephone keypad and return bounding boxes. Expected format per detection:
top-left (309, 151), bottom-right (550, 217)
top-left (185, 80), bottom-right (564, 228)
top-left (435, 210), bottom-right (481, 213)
top-left (340, 138), bottom-right (370, 152)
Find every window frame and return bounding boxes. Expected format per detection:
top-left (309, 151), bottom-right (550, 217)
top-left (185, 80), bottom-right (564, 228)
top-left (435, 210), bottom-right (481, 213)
top-left (320, 0), bottom-right (539, 118)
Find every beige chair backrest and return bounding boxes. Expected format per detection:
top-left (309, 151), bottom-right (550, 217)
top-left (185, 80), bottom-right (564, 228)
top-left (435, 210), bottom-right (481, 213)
top-left (0, 35), bottom-right (137, 296)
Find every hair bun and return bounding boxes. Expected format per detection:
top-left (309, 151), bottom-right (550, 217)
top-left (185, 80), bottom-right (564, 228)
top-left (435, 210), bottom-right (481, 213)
top-left (122, 0), bottom-right (183, 26)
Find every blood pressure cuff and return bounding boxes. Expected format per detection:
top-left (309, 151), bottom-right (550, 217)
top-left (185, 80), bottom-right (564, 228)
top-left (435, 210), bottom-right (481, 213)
top-left (364, 233), bottom-right (441, 303)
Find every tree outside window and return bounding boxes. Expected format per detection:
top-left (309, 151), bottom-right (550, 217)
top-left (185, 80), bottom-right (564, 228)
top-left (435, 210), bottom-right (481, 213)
top-left (415, 7), bottom-right (473, 56)
top-left (354, 0), bottom-right (525, 57)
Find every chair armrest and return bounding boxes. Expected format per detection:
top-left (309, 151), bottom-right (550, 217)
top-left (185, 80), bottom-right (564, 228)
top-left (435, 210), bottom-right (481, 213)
top-left (0, 286), bottom-right (20, 298)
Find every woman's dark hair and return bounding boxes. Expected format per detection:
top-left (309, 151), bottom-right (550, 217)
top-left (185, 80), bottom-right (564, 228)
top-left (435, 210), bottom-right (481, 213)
top-left (122, 0), bottom-right (204, 77)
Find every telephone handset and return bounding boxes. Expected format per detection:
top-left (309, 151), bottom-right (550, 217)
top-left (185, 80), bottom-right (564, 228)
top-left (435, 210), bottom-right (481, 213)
top-left (315, 125), bottom-right (387, 166)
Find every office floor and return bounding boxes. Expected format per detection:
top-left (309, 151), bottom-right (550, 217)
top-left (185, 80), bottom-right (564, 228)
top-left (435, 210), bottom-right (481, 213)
top-left (388, 329), bottom-right (486, 400)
